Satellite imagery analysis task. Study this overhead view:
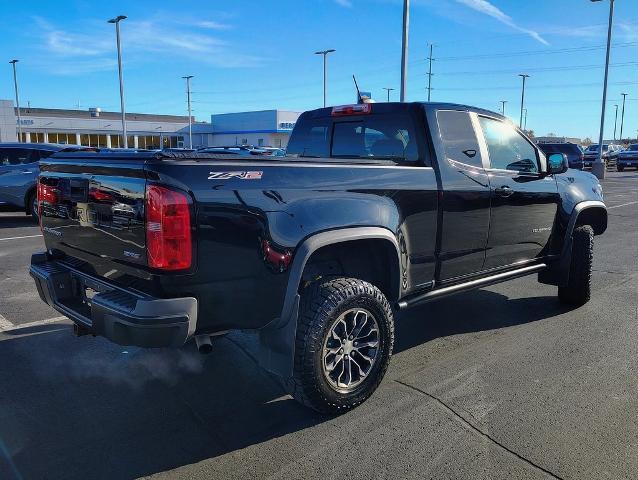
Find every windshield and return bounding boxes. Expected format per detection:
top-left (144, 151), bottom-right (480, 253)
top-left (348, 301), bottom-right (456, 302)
top-left (287, 112), bottom-right (419, 162)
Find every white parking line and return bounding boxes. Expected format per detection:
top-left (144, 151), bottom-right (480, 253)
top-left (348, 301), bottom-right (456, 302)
top-left (608, 201), bottom-right (638, 210)
top-left (0, 315), bottom-right (67, 332)
top-left (0, 234), bottom-right (43, 241)
top-left (0, 314), bottom-right (13, 330)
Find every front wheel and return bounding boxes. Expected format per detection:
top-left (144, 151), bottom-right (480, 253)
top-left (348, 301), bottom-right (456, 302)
top-left (287, 277), bottom-right (394, 414)
top-left (558, 225), bottom-right (594, 306)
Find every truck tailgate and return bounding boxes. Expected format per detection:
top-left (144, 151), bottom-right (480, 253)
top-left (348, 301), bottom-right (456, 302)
top-left (38, 156), bottom-right (148, 272)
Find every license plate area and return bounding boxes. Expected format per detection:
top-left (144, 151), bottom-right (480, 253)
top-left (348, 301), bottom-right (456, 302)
top-left (71, 274), bottom-right (112, 308)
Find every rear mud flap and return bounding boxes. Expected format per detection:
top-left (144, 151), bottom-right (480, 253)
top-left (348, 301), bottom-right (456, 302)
top-left (257, 294), bottom-right (299, 379)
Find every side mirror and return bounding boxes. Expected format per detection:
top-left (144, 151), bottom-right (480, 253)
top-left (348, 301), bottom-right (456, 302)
top-left (547, 153), bottom-right (568, 174)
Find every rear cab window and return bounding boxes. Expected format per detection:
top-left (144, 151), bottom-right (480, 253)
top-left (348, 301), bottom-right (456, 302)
top-left (286, 104), bottom-right (426, 165)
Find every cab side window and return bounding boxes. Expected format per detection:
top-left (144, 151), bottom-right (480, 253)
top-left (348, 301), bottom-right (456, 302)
top-left (436, 110), bottom-right (483, 168)
top-left (479, 116), bottom-right (539, 173)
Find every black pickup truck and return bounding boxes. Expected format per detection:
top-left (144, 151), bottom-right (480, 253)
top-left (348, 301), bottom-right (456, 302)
top-left (30, 102), bottom-right (607, 413)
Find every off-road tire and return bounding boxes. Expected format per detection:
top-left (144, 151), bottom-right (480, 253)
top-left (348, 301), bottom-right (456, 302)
top-left (287, 277), bottom-right (394, 414)
top-left (558, 225), bottom-right (594, 306)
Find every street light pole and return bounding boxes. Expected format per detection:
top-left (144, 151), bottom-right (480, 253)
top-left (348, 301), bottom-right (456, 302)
top-left (314, 49), bottom-right (336, 108)
top-left (400, 0), bottom-right (410, 102)
top-left (9, 60), bottom-right (22, 142)
top-left (523, 108), bottom-right (528, 131)
top-left (500, 100), bottom-right (507, 116)
top-left (613, 104), bottom-right (619, 141)
top-left (182, 76), bottom-right (194, 149)
top-left (108, 15), bottom-right (128, 148)
top-left (383, 87), bottom-right (395, 102)
top-left (518, 74), bottom-right (530, 129)
top-left (591, 0), bottom-right (615, 179)
top-left (619, 92), bottom-right (627, 143)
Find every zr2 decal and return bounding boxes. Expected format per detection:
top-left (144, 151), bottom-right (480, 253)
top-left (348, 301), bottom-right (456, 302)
top-left (208, 171), bottom-right (263, 180)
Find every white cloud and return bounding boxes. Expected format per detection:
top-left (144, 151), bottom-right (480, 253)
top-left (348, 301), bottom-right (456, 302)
top-left (455, 0), bottom-right (549, 45)
top-left (335, 0), bottom-right (353, 7)
top-left (31, 15), bottom-right (263, 73)
top-left (539, 21), bottom-right (638, 42)
top-left (193, 20), bottom-right (232, 30)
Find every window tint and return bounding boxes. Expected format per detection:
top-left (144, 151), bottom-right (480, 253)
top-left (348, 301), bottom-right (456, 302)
top-left (479, 117), bottom-right (538, 173)
top-left (332, 114), bottom-right (418, 162)
top-left (436, 110), bottom-right (483, 168)
top-left (0, 148), bottom-right (36, 166)
top-left (37, 150), bottom-right (55, 160)
top-left (286, 117), bottom-right (330, 157)
top-left (287, 112), bottom-right (419, 162)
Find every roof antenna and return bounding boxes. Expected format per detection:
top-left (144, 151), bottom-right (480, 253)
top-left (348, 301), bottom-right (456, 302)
top-left (353, 75), bottom-right (363, 104)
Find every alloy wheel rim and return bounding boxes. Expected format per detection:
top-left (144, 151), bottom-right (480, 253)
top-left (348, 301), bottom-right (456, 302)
top-left (322, 308), bottom-right (380, 392)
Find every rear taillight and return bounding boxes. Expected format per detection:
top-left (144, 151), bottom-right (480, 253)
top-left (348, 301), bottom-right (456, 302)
top-left (331, 104), bottom-right (372, 116)
top-left (37, 178), bottom-right (58, 229)
top-left (145, 185), bottom-right (192, 271)
top-left (37, 180), bottom-right (58, 205)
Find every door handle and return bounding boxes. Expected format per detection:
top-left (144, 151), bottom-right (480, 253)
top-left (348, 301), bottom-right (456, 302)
top-left (494, 186), bottom-right (514, 198)
top-left (463, 149), bottom-right (477, 158)
top-left (21, 170), bottom-right (34, 174)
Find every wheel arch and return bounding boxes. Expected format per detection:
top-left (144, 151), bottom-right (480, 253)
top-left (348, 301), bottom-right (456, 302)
top-left (572, 203), bottom-right (607, 236)
top-left (24, 185), bottom-right (37, 214)
top-left (258, 227), bottom-right (401, 379)
top-left (540, 200), bottom-right (606, 288)
top-left (282, 227), bottom-right (402, 322)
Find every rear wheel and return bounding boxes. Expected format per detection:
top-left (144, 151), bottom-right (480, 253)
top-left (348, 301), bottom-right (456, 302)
top-left (558, 225), bottom-right (594, 306)
top-left (28, 192), bottom-right (38, 222)
top-left (287, 277), bottom-right (394, 414)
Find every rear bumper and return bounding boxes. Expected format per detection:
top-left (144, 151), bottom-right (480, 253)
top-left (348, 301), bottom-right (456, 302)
top-left (29, 252), bottom-right (197, 348)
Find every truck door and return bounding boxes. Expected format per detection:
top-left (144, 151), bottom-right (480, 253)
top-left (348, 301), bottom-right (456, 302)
top-left (434, 109), bottom-right (491, 281)
top-left (476, 115), bottom-right (560, 269)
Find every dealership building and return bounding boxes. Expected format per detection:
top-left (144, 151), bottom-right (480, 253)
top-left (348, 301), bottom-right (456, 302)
top-left (0, 99), bottom-right (301, 149)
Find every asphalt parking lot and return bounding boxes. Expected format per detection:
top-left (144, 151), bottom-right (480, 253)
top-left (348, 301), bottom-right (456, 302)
top-left (0, 171), bottom-right (636, 480)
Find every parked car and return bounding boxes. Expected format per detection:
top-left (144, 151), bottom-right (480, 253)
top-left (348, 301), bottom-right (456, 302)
top-left (537, 142), bottom-right (584, 169)
top-left (197, 146), bottom-right (272, 156)
top-left (30, 102), bottom-right (607, 413)
top-left (259, 147), bottom-right (287, 157)
top-left (0, 143), bottom-right (90, 220)
top-left (616, 144), bottom-right (638, 171)
top-left (582, 143), bottom-right (620, 168)
top-left (162, 148), bottom-right (197, 153)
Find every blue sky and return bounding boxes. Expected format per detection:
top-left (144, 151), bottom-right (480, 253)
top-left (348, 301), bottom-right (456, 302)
top-left (1, 0), bottom-right (638, 139)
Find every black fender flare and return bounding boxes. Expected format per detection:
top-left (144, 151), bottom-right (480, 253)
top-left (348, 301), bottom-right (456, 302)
top-left (540, 200), bottom-right (607, 287)
top-left (257, 227), bottom-right (401, 379)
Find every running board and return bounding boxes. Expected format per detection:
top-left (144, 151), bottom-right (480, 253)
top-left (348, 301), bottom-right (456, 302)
top-left (397, 263), bottom-right (547, 310)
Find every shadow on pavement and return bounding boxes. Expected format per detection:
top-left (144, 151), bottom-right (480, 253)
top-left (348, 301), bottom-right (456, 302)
top-left (395, 289), bottom-right (568, 354)
top-left (0, 288), bottom-right (569, 480)
top-left (0, 213), bottom-right (38, 229)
